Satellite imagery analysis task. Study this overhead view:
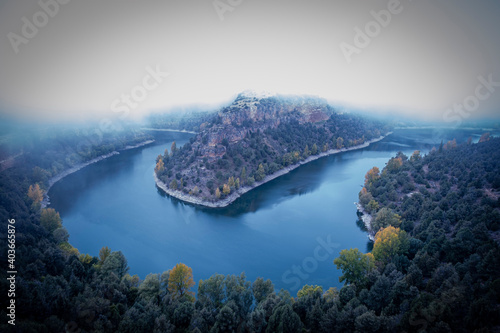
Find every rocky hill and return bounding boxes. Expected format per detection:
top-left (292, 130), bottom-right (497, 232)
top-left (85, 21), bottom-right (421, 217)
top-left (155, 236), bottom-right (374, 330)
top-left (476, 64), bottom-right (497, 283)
top-left (154, 92), bottom-right (390, 206)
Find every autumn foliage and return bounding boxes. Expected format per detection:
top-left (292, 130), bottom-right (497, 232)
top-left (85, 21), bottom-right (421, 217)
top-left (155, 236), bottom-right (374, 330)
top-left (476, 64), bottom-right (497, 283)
top-left (168, 263), bottom-right (195, 301)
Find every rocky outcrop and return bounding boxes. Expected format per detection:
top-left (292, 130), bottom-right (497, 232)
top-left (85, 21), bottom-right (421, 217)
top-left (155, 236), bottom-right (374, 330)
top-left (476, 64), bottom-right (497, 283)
top-left (199, 92), bottom-right (333, 154)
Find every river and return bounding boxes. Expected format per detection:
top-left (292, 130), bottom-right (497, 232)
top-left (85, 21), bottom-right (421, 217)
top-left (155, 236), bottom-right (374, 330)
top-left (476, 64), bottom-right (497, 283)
top-left (47, 128), bottom-right (496, 293)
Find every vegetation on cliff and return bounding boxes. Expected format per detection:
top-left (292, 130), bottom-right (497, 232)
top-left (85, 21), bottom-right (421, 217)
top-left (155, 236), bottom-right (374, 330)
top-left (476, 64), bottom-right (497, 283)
top-left (155, 92), bottom-right (389, 203)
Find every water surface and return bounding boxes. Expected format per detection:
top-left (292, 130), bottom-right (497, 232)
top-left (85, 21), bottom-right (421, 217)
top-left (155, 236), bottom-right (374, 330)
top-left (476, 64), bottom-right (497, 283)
top-left (49, 128), bottom-right (495, 292)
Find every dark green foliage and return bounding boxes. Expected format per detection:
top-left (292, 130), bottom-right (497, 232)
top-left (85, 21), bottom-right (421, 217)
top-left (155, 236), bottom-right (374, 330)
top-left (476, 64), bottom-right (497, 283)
top-left (266, 304), bottom-right (302, 333)
top-left (1, 128), bottom-right (499, 332)
top-left (156, 95), bottom-right (388, 201)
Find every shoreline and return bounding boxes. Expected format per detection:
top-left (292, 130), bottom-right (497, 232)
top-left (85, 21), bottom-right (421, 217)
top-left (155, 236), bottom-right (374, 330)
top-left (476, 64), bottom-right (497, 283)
top-left (155, 132), bottom-right (393, 208)
top-left (140, 127), bottom-right (198, 134)
top-left (355, 202), bottom-right (375, 241)
top-left (41, 139), bottom-right (155, 208)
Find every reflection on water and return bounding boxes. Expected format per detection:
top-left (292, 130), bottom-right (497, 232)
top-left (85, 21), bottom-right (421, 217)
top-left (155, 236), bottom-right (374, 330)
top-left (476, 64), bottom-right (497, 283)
top-left (49, 128), bottom-right (498, 292)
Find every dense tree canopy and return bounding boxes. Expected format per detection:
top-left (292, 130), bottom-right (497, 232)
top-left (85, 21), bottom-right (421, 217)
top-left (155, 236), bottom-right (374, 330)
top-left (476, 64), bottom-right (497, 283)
top-left (1, 126), bottom-right (498, 332)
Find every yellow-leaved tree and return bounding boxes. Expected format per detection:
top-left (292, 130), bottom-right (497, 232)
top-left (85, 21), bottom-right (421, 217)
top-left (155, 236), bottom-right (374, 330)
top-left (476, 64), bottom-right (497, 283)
top-left (372, 226), bottom-right (410, 264)
top-left (168, 263), bottom-right (195, 301)
top-left (28, 183), bottom-right (43, 203)
top-left (364, 167), bottom-right (380, 187)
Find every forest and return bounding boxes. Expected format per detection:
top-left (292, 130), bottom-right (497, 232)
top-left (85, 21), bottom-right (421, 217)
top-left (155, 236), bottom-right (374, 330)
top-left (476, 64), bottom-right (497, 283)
top-left (155, 94), bottom-right (389, 203)
top-left (1, 128), bottom-right (498, 332)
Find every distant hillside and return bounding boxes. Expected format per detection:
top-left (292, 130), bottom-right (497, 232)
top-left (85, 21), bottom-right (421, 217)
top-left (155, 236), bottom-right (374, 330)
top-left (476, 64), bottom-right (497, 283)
top-left (155, 92), bottom-right (390, 205)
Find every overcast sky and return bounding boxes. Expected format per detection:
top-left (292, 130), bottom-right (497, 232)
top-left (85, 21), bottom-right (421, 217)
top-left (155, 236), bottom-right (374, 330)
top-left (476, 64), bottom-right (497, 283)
top-left (0, 0), bottom-right (499, 122)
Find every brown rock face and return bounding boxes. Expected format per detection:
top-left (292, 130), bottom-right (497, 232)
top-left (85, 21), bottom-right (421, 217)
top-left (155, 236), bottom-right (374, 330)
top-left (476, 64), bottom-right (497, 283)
top-left (198, 93), bottom-right (332, 156)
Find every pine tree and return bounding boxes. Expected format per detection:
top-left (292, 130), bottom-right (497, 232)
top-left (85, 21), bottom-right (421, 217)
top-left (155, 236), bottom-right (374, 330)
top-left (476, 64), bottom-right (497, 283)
top-left (155, 159), bottom-right (165, 174)
top-left (171, 141), bottom-right (177, 155)
top-left (223, 184), bottom-right (231, 195)
top-left (240, 167), bottom-right (247, 184)
top-left (303, 145), bottom-right (310, 158)
top-left (228, 176), bottom-right (235, 188)
top-left (311, 143), bottom-right (318, 155)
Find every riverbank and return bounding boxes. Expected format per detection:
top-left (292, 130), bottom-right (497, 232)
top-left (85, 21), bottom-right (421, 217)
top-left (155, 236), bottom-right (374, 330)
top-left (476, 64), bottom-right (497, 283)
top-left (140, 128), bottom-right (198, 134)
top-left (42, 139), bottom-right (155, 208)
top-left (155, 132), bottom-right (393, 208)
top-left (355, 202), bottom-right (375, 241)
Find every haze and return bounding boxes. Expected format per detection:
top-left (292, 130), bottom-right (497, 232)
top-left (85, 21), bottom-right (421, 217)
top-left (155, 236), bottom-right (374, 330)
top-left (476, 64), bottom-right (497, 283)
top-left (0, 0), bottom-right (499, 122)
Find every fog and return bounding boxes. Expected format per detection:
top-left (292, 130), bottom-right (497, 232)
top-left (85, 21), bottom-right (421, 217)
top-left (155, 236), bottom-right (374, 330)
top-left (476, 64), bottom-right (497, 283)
top-left (0, 0), bottom-right (499, 123)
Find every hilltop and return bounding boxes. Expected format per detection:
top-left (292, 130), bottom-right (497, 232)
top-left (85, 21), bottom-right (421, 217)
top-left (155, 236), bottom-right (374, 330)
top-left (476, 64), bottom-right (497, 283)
top-left (154, 92), bottom-right (390, 207)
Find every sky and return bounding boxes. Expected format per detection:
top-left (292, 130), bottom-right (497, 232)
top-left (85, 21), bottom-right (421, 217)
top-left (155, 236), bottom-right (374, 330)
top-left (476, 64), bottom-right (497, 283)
top-left (0, 0), bottom-right (499, 123)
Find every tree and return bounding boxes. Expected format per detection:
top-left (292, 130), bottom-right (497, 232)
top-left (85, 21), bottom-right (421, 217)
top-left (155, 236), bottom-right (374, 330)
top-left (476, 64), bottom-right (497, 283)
top-left (333, 248), bottom-right (375, 285)
top-left (253, 277), bottom-right (274, 303)
top-left (228, 176), bottom-right (235, 188)
top-left (28, 183), bottom-right (43, 203)
top-left (222, 184), bottom-right (231, 195)
top-left (359, 187), bottom-right (374, 206)
top-left (190, 186), bottom-right (199, 196)
top-left (155, 158), bottom-right (164, 174)
top-left (323, 287), bottom-right (339, 303)
top-left (168, 263), bottom-right (195, 301)
top-left (215, 188), bottom-right (221, 199)
top-left (303, 145), bottom-right (310, 158)
top-left (384, 157), bottom-right (403, 174)
top-left (173, 302), bottom-right (194, 329)
top-left (169, 179), bottom-right (178, 190)
top-left (99, 246), bottom-right (111, 264)
top-left (366, 200), bottom-right (379, 213)
top-left (170, 141), bottom-right (177, 155)
top-left (336, 137), bottom-right (344, 149)
top-left (372, 208), bottom-right (401, 232)
top-left (138, 273), bottom-right (160, 301)
top-left (212, 304), bottom-right (238, 333)
top-left (52, 227), bottom-right (69, 243)
top-left (311, 143), bottom-right (318, 155)
top-left (322, 143), bottom-right (329, 152)
top-left (266, 304), bottom-right (302, 333)
top-left (241, 167), bottom-right (247, 184)
top-left (235, 178), bottom-right (240, 189)
top-left (372, 226), bottom-right (409, 263)
top-left (101, 251), bottom-right (129, 279)
top-left (40, 208), bottom-right (62, 233)
top-left (297, 285), bottom-right (323, 299)
top-left (255, 164), bottom-right (265, 181)
top-left (355, 310), bottom-right (380, 332)
top-left (364, 167), bottom-right (380, 187)
top-left (410, 150), bottom-right (421, 163)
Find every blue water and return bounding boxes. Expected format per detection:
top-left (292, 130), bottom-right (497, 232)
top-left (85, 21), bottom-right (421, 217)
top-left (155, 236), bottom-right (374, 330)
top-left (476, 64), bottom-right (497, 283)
top-left (48, 128), bottom-right (496, 293)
